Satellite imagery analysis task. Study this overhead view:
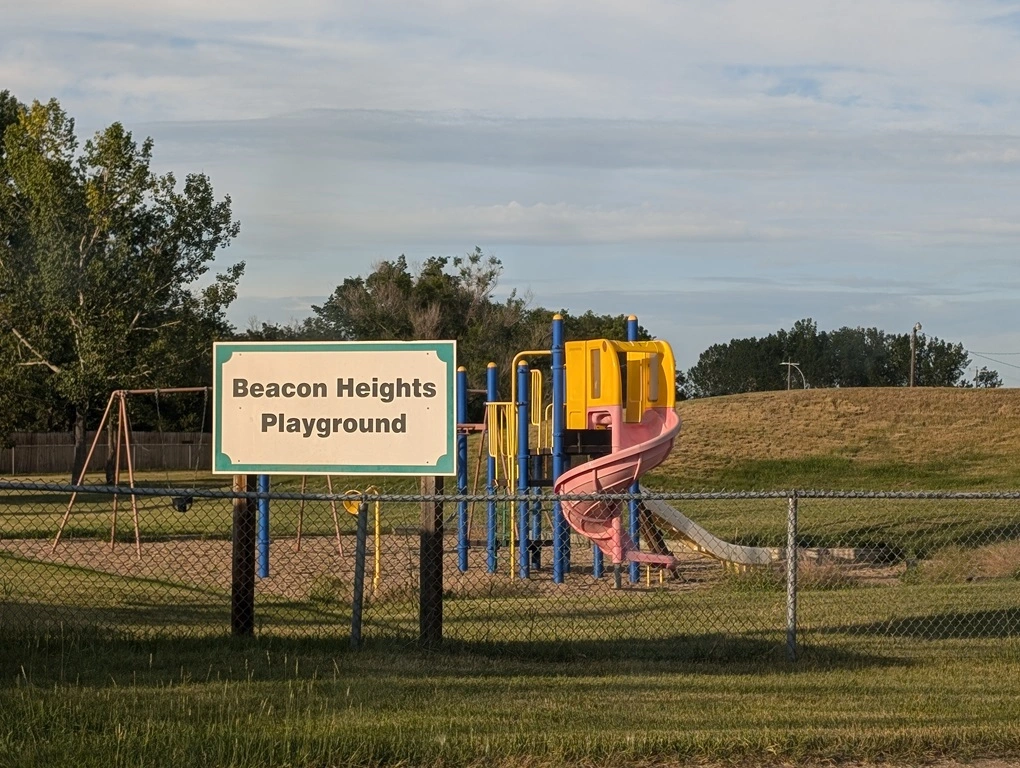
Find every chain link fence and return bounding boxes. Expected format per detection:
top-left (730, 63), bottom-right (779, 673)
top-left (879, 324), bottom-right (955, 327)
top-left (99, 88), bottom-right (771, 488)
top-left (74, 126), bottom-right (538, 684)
top-left (1, 478), bottom-right (1018, 656)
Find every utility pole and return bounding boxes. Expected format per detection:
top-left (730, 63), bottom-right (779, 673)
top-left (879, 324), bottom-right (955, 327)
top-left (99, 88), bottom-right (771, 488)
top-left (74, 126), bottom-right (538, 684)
top-left (782, 361), bottom-right (795, 390)
top-left (909, 322), bottom-right (922, 387)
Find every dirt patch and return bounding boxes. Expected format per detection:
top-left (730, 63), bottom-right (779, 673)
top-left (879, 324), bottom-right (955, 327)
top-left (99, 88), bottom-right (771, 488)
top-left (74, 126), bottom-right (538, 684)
top-left (1, 528), bottom-right (912, 604)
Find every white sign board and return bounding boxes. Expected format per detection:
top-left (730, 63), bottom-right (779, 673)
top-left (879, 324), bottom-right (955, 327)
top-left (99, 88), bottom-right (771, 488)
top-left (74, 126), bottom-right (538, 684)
top-left (212, 341), bottom-right (456, 475)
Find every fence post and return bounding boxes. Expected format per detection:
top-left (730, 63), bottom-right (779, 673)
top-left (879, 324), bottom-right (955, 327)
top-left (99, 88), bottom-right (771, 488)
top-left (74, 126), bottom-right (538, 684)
top-left (350, 500), bottom-right (370, 649)
top-left (786, 492), bottom-right (798, 661)
top-left (231, 474), bottom-right (257, 637)
top-left (419, 475), bottom-right (444, 648)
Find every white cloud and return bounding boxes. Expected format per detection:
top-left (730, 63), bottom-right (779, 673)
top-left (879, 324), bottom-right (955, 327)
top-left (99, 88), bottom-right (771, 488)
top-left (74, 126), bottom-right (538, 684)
top-left (8, 0), bottom-right (1020, 127)
top-left (309, 202), bottom-right (757, 244)
top-left (5, 0), bottom-right (1020, 375)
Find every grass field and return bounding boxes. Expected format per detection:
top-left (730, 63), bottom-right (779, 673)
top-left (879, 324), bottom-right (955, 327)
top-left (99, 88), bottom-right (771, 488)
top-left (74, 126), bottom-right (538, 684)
top-left (2, 629), bottom-right (1019, 767)
top-left (2, 387), bottom-right (1020, 766)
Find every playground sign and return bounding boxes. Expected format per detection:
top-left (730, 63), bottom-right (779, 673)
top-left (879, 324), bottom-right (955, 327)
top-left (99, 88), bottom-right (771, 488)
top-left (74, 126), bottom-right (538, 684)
top-left (212, 341), bottom-right (456, 476)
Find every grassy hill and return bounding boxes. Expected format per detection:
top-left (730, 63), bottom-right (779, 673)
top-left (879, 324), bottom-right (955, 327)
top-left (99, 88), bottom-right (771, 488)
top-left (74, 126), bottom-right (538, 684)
top-left (651, 387), bottom-right (1020, 490)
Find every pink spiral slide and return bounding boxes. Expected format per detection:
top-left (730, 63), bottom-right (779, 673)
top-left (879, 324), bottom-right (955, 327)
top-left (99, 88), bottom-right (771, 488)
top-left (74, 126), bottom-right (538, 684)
top-left (554, 407), bottom-right (681, 566)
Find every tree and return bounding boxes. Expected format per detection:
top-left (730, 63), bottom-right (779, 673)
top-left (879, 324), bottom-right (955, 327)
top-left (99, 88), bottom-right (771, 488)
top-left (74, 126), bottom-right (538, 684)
top-left (0, 94), bottom-right (242, 478)
top-left (308, 249), bottom-right (538, 395)
top-left (973, 367), bottom-right (1003, 389)
top-left (239, 319), bottom-right (306, 341)
top-left (557, 310), bottom-right (651, 343)
top-left (687, 336), bottom-right (782, 397)
top-left (888, 332), bottom-right (970, 387)
top-left (674, 368), bottom-right (690, 401)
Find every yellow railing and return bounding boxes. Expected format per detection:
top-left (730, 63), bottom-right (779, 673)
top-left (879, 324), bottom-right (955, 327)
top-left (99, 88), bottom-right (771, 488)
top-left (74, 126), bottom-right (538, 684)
top-left (342, 485), bottom-right (382, 595)
top-left (530, 368), bottom-right (543, 427)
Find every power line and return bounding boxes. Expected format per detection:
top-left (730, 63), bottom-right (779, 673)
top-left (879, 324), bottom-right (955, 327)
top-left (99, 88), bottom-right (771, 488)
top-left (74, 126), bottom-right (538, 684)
top-left (967, 351), bottom-right (1020, 371)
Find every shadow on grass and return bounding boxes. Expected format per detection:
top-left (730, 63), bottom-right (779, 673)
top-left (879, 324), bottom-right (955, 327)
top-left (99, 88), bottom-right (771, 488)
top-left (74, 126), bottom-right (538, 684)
top-left (436, 633), bottom-right (900, 671)
top-left (0, 623), bottom-right (903, 690)
top-left (820, 608), bottom-right (1020, 639)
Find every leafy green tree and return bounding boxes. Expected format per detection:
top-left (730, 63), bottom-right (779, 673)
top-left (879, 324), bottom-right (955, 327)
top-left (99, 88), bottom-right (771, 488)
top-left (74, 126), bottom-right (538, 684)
top-left (915, 336), bottom-right (971, 387)
top-left (557, 310), bottom-right (651, 343)
top-left (0, 93), bottom-right (242, 478)
top-left (973, 366), bottom-right (1003, 389)
top-left (239, 319), bottom-right (306, 341)
top-left (308, 249), bottom-right (537, 395)
top-left (687, 336), bottom-right (783, 397)
top-left (674, 367), bottom-right (690, 401)
top-left (306, 254), bottom-right (689, 402)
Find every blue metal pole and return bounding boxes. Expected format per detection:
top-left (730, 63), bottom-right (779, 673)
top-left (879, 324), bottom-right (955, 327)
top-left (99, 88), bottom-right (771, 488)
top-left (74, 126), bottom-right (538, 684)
top-left (590, 313), bottom-right (603, 579)
top-left (457, 367), bottom-right (469, 572)
top-left (516, 360), bottom-right (530, 580)
top-left (627, 314), bottom-right (640, 584)
top-left (551, 315), bottom-right (567, 583)
top-left (257, 474), bottom-right (270, 579)
top-left (486, 362), bottom-right (499, 573)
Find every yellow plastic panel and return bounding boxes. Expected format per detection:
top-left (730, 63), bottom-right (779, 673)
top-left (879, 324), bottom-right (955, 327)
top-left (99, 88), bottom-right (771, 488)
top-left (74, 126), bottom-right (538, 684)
top-left (564, 339), bottom-right (675, 428)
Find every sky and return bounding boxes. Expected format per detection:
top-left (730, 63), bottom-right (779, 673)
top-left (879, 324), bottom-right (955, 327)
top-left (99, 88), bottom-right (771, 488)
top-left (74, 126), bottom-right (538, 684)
top-left (3, 1), bottom-right (1020, 384)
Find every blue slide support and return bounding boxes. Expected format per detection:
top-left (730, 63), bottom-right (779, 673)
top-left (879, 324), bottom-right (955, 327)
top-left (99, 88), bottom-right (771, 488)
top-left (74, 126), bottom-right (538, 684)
top-left (628, 314), bottom-right (641, 584)
top-left (486, 362), bottom-right (499, 573)
top-left (551, 315), bottom-right (567, 583)
top-left (516, 360), bottom-right (531, 580)
top-left (257, 474), bottom-right (270, 579)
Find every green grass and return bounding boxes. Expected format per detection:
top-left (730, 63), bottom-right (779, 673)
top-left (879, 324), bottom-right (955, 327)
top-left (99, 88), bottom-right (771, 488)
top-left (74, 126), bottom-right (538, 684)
top-left (3, 547), bottom-right (1020, 766)
top-left (648, 453), bottom-right (1020, 491)
top-left (2, 629), bottom-right (1019, 767)
top-left (3, 388), bottom-right (1020, 766)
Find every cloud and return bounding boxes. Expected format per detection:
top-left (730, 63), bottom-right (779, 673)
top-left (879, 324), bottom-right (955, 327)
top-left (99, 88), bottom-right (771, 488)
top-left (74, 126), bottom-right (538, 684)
top-left (6, 1), bottom-right (1020, 379)
top-left (9, 0), bottom-right (1020, 128)
top-left (268, 202), bottom-right (756, 245)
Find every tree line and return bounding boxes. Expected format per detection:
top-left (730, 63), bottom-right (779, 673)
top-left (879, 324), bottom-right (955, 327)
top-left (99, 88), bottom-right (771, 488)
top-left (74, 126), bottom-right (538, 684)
top-left (0, 93), bottom-right (1001, 478)
top-left (686, 318), bottom-right (1001, 398)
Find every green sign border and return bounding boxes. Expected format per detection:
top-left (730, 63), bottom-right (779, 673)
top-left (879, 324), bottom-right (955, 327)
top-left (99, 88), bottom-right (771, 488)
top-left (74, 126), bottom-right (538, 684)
top-left (212, 341), bottom-right (456, 476)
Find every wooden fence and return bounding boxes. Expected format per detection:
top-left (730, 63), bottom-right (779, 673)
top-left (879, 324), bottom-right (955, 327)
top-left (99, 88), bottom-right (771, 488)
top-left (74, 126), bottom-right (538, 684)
top-left (1, 432), bottom-right (211, 477)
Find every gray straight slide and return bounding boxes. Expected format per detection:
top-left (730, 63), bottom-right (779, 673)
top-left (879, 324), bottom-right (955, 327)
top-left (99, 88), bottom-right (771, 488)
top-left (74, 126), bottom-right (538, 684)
top-left (638, 486), bottom-right (781, 566)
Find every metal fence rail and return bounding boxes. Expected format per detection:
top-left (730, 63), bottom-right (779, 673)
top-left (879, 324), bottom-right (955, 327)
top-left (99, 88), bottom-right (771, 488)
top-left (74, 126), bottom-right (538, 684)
top-left (1, 479), bottom-right (1018, 657)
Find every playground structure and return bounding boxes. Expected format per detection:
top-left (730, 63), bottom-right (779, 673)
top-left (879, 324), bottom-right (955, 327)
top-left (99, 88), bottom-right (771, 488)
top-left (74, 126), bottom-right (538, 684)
top-left (471, 314), bottom-right (780, 585)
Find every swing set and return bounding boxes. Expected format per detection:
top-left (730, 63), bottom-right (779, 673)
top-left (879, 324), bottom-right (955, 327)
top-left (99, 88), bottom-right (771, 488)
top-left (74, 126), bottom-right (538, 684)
top-left (51, 386), bottom-right (210, 558)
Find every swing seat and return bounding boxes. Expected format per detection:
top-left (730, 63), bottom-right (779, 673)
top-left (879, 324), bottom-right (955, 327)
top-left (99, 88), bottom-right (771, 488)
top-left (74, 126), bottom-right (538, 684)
top-left (171, 495), bottom-right (193, 513)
